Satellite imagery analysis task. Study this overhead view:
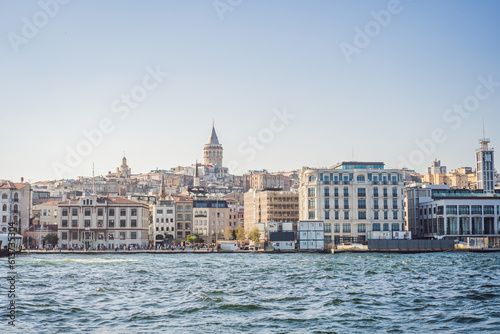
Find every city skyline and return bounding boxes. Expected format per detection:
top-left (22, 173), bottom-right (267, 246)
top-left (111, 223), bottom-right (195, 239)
top-left (1, 1), bottom-right (500, 182)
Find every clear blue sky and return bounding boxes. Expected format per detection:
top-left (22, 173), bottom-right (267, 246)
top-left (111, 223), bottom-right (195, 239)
top-left (1, 0), bottom-right (499, 182)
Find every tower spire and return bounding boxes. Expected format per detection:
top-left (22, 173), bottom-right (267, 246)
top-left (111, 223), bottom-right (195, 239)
top-left (159, 174), bottom-right (166, 200)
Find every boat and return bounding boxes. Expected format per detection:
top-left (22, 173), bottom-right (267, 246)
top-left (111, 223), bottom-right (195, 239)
top-left (0, 233), bottom-right (23, 257)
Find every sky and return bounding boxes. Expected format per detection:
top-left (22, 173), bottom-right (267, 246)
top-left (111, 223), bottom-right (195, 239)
top-left (1, 0), bottom-right (500, 182)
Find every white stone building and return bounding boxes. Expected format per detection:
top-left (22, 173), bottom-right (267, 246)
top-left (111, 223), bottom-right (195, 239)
top-left (299, 162), bottom-right (405, 245)
top-left (0, 181), bottom-right (31, 235)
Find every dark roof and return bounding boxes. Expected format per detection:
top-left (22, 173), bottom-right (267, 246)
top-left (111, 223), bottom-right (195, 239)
top-left (208, 124), bottom-right (220, 145)
top-left (269, 232), bottom-right (295, 242)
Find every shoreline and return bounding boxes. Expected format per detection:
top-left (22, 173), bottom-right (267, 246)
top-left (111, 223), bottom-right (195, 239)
top-left (15, 248), bottom-right (500, 255)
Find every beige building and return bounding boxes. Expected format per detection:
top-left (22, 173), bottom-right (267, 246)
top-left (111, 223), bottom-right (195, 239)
top-left (244, 190), bottom-right (299, 233)
top-left (242, 170), bottom-right (290, 192)
top-left (28, 201), bottom-right (60, 248)
top-left (58, 195), bottom-right (149, 249)
top-left (193, 197), bottom-right (230, 244)
top-left (423, 160), bottom-right (476, 189)
top-left (173, 195), bottom-right (193, 241)
top-left (0, 181), bottom-right (31, 235)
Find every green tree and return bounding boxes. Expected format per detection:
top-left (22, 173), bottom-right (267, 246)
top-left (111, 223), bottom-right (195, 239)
top-left (193, 234), bottom-right (200, 243)
top-left (44, 234), bottom-right (59, 246)
top-left (224, 228), bottom-right (234, 240)
top-left (235, 226), bottom-right (246, 240)
top-left (248, 227), bottom-right (261, 243)
top-left (187, 234), bottom-right (194, 244)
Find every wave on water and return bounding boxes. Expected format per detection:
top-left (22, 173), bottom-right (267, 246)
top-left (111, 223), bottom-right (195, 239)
top-left (32, 258), bottom-right (136, 264)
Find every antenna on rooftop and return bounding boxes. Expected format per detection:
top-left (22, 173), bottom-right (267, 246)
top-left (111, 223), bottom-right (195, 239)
top-left (92, 163), bottom-right (96, 195)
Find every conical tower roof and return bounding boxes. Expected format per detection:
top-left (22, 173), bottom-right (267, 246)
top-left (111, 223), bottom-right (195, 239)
top-left (207, 122), bottom-right (220, 145)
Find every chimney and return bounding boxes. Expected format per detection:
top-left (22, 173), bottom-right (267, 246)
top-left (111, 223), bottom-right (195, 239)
top-left (21, 177), bottom-right (24, 183)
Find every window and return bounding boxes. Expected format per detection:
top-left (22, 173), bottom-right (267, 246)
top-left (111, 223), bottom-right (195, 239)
top-left (437, 206), bottom-right (444, 215)
top-left (131, 208), bottom-right (137, 216)
top-left (325, 223), bottom-right (332, 233)
top-left (344, 211), bottom-right (349, 220)
top-left (342, 223), bottom-right (351, 233)
top-left (335, 211), bottom-right (339, 220)
top-left (324, 199), bottom-right (330, 209)
top-left (384, 211), bottom-right (388, 220)
top-left (344, 199), bottom-right (349, 209)
top-left (120, 209), bottom-right (126, 216)
top-left (62, 209), bottom-right (68, 216)
top-left (62, 232), bottom-right (68, 240)
top-left (383, 223), bottom-right (389, 231)
top-left (334, 223), bottom-right (340, 233)
top-left (334, 188), bottom-right (339, 197)
top-left (392, 223), bottom-right (400, 231)
top-left (343, 187), bottom-right (349, 197)
top-left (392, 199), bottom-right (398, 209)
top-left (308, 199), bottom-right (315, 209)
top-left (109, 208), bottom-right (115, 216)
top-left (446, 206), bottom-right (457, 215)
top-left (83, 208), bottom-right (90, 216)
top-left (372, 223), bottom-right (381, 231)
top-left (459, 206), bottom-right (469, 215)
top-left (308, 188), bottom-right (315, 197)
top-left (334, 199), bottom-right (339, 209)
top-left (177, 205), bottom-right (183, 212)
top-left (324, 187), bottom-right (330, 197)
top-left (97, 208), bottom-right (103, 216)
top-left (308, 211), bottom-right (315, 219)
top-left (72, 208), bottom-right (78, 216)
top-left (358, 211), bottom-right (366, 220)
top-left (131, 219), bottom-right (137, 227)
top-left (97, 220), bottom-right (104, 228)
top-left (108, 232), bottom-right (114, 240)
top-left (374, 211), bottom-right (379, 220)
top-left (325, 211), bottom-right (330, 220)
top-left (72, 220), bottom-right (78, 227)
top-left (484, 205), bottom-right (494, 215)
top-left (357, 175), bottom-right (365, 182)
top-left (131, 232), bottom-right (137, 239)
top-left (373, 187), bottom-right (379, 197)
top-left (167, 209), bottom-right (173, 214)
top-left (119, 232), bottom-right (125, 240)
top-left (383, 188), bottom-right (388, 197)
top-left (471, 206), bottom-right (482, 215)
top-left (84, 220), bottom-right (90, 227)
top-left (72, 232), bottom-right (78, 240)
top-left (392, 187), bottom-right (398, 197)
top-left (109, 219), bottom-right (115, 227)
top-left (309, 175), bottom-right (316, 182)
top-left (393, 211), bottom-right (398, 220)
top-left (157, 209), bottom-right (163, 214)
top-left (374, 199), bottom-right (379, 209)
top-left (383, 199), bottom-right (388, 209)
top-left (1, 194), bottom-right (6, 199)
top-left (185, 205), bottom-right (191, 211)
top-left (185, 214), bottom-right (192, 220)
top-left (357, 188), bottom-right (366, 197)
top-left (358, 224), bottom-right (366, 233)
top-left (177, 214), bottom-right (183, 220)
top-left (358, 199), bottom-right (366, 209)
top-left (120, 220), bottom-right (126, 227)
top-left (62, 220), bottom-right (68, 227)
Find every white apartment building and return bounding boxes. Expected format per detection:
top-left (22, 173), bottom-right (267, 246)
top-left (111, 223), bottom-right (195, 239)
top-left (152, 197), bottom-right (176, 245)
top-left (299, 162), bottom-right (405, 245)
top-left (0, 181), bottom-right (31, 235)
top-left (58, 195), bottom-right (149, 249)
top-left (193, 197), bottom-right (229, 244)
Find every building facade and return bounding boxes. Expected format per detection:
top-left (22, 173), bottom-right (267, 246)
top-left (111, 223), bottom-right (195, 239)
top-left (476, 137), bottom-right (495, 193)
top-left (299, 162), bottom-right (405, 245)
top-left (152, 196), bottom-right (176, 245)
top-left (244, 190), bottom-right (299, 234)
top-left (193, 197), bottom-right (229, 244)
top-left (58, 195), bottom-right (149, 249)
top-left (0, 181), bottom-right (31, 235)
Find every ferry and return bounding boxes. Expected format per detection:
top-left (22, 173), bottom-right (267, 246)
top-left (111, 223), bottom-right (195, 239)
top-left (0, 233), bottom-right (23, 257)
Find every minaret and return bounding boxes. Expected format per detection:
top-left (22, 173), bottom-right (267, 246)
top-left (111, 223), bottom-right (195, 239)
top-left (203, 121), bottom-right (223, 167)
top-left (159, 174), bottom-right (166, 200)
top-left (194, 160), bottom-right (200, 187)
top-left (476, 122), bottom-right (495, 193)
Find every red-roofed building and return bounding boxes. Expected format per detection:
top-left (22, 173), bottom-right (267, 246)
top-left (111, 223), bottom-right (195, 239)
top-left (0, 181), bottom-right (31, 236)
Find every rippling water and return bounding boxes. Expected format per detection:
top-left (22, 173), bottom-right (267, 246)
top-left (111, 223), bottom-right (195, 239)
top-left (3, 252), bottom-right (500, 333)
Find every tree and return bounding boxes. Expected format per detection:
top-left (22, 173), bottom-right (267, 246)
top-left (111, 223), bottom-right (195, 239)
top-left (224, 228), bottom-right (234, 240)
top-left (187, 234), bottom-right (194, 244)
top-left (248, 227), bottom-right (261, 243)
top-left (235, 226), bottom-right (245, 240)
top-left (44, 234), bottom-right (59, 246)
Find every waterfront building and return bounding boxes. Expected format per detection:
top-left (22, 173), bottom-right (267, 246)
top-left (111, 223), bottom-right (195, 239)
top-left (28, 201), bottom-right (59, 248)
top-left (193, 197), bottom-right (229, 244)
top-left (298, 221), bottom-right (325, 250)
top-left (243, 190), bottom-right (299, 234)
top-left (269, 232), bottom-right (295, 250)
top-left (0, 181), bottom-right (31, 235)
top-left (173, 195), bottom-right (193, 241)
top-left (57, 195), bottom-right (149, 249)
top-left (152, 196), bottom-right (176, 246)
top-left (299, 162), bottom-right (405, 245)
top-left (405, 184), bottom-right (500, 246)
